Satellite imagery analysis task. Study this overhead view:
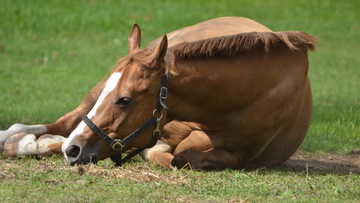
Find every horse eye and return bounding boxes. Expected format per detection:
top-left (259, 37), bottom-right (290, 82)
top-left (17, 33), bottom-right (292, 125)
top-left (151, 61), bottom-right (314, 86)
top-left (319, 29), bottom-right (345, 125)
top-left (116, 97), bottom-right (132, 107)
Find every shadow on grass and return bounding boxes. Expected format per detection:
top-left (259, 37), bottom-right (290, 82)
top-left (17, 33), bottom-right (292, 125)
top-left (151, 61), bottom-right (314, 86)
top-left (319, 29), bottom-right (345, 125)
top-left (266, 150), bottom-right (360, 176)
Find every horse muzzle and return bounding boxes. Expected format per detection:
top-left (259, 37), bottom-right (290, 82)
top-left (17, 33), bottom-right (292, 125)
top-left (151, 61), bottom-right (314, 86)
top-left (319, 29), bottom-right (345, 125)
top-left (65, 144), bottom-right (99, 166)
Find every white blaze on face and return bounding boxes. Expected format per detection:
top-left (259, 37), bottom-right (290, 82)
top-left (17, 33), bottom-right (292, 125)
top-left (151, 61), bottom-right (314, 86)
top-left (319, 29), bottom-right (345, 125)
top-left (61, 72), bottom-right (122, 158)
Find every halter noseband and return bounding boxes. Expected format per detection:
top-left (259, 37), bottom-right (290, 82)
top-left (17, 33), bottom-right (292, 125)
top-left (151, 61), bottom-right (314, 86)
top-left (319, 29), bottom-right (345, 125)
top-left (82, 73), bottom-right (169, 167)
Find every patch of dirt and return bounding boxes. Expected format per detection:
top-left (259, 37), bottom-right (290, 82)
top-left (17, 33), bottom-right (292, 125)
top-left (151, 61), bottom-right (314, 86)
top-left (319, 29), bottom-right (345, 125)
top-left (281, 150), bottom-right (360, 174)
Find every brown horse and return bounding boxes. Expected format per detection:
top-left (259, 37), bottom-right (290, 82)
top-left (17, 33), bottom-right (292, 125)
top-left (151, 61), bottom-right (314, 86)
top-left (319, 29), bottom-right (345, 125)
top-left (1, 17), bottom-right (316, 169)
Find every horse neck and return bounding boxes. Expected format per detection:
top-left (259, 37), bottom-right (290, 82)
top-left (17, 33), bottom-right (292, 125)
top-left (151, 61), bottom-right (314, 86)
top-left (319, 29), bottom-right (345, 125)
top-left (164, 58), bottom-right (204, 122)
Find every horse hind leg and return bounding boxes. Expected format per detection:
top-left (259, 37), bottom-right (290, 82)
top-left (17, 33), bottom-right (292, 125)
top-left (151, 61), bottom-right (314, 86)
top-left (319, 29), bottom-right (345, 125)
top-left (170, 130), bottom-right (242, 170)
top-left (247, 78), bottom-right (313, 169)
top-left (4, 133), bottom-right (65, 157)
top-left (171, 147), bottom-right (241, 170)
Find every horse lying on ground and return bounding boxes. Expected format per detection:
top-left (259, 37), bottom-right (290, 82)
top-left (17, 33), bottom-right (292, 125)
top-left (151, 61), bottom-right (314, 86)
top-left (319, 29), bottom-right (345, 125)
top-left (0, 17), bottom-right (316, 170)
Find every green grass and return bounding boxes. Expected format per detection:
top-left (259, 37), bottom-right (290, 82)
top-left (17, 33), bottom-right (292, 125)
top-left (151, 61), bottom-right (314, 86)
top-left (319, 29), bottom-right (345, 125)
top-left (1, 155), bottom-right (359, 202)
top-left (1, 0), bottom-right (359, 154)
top-left (0, 0), bottom-right (359, 202)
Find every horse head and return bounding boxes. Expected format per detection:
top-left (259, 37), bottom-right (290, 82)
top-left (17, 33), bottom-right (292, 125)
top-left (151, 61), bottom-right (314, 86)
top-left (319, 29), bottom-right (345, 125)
top-left (61, 23), bottom-right (168, 166)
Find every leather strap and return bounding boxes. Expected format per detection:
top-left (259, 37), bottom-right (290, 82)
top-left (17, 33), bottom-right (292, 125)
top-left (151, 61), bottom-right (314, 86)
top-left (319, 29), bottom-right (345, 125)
top-left (82, 115), bottom-right (114, 146)
top-left (82, 73), bottom-right (169, 167)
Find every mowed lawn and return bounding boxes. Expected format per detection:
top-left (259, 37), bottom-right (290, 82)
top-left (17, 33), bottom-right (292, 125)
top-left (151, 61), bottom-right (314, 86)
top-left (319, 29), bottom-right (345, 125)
top-left (0, 0), bottom-right (359, 202)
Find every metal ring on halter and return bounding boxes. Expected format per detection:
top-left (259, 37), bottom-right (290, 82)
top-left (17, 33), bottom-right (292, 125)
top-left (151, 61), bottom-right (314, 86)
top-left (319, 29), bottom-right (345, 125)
top-left (111, 139), bottom-right (124, 149)
top-left (152, 109), bottom-right (163, 120)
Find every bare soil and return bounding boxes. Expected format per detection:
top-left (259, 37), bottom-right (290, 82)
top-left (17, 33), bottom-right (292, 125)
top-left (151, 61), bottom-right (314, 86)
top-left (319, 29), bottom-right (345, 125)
top-left (280, 150), bottom-right (360, 175)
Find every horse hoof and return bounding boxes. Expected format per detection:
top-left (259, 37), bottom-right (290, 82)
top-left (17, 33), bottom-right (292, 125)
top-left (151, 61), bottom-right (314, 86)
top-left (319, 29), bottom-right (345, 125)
top-left (37, 134), bottom-right (66, 156)
top-left (4, 133), bottom-right (37, 156)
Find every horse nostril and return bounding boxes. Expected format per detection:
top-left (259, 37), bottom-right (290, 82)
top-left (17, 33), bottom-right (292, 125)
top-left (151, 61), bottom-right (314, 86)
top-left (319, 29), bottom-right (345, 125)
top-left (66, 145), bottom-right (81, 159)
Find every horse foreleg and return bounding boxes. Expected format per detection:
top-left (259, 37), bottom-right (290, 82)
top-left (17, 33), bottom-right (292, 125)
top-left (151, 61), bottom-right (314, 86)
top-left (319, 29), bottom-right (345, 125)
top-left (4, 133), bottom-right (66, 157)
top-left (36, 134), bottom-right (66, 156)
top-left (0, 78), bottom-right (107, 152)
top-left (0, 124), bottom-right (46, 151)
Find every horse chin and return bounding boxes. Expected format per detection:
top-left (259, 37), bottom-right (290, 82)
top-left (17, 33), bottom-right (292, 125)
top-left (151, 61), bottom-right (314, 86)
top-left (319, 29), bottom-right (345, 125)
top-left (83, 153), bottom-right (99, 165)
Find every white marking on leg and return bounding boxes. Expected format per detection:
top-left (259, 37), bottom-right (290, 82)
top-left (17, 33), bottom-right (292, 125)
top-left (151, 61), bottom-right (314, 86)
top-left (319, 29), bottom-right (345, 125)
top-left (0, 124), bottom-right (46, 151)
top-left (141, 140), bottom-right (171, 162)
top-left (61, 72), bottom-right (123, 157)
top-left (37, 135), bottom-right (67, 156)
top-left (17, 134), bottom-right (38, 156)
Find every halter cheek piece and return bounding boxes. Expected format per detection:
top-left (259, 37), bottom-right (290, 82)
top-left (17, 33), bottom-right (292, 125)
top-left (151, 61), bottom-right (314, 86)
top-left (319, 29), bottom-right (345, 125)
top-left (82, 73), bottom-right (169, 167)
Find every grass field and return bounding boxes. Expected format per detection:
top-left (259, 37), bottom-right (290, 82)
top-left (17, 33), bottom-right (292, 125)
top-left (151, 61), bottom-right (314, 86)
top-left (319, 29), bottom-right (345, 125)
top-left (0, 0), bottom-right (359, 202)
top-left (1, 155), bottom-right (359, 202)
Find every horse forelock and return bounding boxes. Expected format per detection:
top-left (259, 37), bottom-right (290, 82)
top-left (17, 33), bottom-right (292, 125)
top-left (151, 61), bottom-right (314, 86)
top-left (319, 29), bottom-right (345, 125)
top-left (110, 54), bottom-right (134, 75)
top-left (112, 49), bottom-right (168, 76)
top-left (170, 31), bottom-right (317, 60)
top-left (131, 48), bottom-right (169, 75)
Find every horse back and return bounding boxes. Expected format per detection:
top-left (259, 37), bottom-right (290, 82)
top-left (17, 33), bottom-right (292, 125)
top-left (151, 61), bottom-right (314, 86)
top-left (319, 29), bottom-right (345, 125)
top-left (146, 17), bottom-right (272, 49)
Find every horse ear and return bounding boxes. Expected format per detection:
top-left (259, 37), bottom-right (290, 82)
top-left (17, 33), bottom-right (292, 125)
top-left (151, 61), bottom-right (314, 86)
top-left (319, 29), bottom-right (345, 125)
top-left (128, 23), bottom-right (141, 53)
top-left (151, 35), bottom-right (168, 65)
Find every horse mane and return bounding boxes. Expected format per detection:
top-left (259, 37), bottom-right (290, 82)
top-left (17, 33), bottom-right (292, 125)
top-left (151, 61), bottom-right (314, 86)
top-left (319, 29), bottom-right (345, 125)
top-left (109, 31), bottom-right (316, 77)
top-left (170, 31), bottom-right (317, 60)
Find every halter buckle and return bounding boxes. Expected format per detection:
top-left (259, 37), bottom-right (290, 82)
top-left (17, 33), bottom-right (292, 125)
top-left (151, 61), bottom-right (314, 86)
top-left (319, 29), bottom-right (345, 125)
top-left (160, 87), bottom-right (168, 100)
top-left (111, 139), bottom-right (124, 149)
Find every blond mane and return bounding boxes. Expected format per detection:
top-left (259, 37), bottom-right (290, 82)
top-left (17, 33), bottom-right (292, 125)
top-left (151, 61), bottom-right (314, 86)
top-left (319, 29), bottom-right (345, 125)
top-left (109, 31), bottom-right (316, 77)
top-left (170, 31), bottom-right (317, 60)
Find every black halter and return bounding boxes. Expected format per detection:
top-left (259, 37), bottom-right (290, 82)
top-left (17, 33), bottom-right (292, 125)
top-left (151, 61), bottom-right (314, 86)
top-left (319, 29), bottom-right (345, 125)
top-left (82, 73), bottom-right (169, 167)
